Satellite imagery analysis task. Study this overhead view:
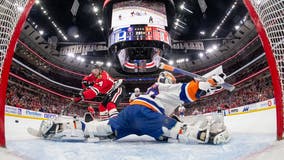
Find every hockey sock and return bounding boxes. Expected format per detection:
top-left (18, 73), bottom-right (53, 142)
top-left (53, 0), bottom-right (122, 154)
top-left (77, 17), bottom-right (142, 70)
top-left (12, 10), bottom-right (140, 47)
top-left (99, 103), bottom-right (109, 120)
top-left (106, 102), bottom-right (119, 118)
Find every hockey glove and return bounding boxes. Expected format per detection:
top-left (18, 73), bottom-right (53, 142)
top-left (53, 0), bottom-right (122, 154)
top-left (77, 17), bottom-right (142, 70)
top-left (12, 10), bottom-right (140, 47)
top-left (82, 80), bottom-right (94, 88)
top-left (146, 83), bottom-right (159, 98)
top-left (72, 89), bottom-right (85, 103)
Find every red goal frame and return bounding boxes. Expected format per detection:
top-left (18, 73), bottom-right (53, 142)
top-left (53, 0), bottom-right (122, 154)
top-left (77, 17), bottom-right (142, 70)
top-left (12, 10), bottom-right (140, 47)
top-left (243, 0), bottom-right (284, 140)
top-left (0, 0), bottom-right (35, 147)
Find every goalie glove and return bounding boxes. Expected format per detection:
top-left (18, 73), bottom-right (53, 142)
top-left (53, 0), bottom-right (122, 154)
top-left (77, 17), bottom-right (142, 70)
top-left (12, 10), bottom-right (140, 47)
top-left (199, 73), bottom-right (226, 95)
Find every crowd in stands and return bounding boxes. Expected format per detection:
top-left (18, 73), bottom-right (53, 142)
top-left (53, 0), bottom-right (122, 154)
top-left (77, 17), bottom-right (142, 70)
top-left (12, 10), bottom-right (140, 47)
top-left (6, 67), bottom-right (274, 118)
top-left (6, 81), bottom-right (87, 117)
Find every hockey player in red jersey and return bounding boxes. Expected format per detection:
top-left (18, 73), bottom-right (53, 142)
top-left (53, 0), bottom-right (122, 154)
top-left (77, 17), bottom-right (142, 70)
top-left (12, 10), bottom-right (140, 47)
top-left (73, 64), bottom-right (124, 120)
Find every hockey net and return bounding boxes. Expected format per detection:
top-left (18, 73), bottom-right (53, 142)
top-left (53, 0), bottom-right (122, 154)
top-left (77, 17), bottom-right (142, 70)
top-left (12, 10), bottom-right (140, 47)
top-left (0, 0), bottom-right (35, 147)
top-left (243, 0), bottom-right (284, 140)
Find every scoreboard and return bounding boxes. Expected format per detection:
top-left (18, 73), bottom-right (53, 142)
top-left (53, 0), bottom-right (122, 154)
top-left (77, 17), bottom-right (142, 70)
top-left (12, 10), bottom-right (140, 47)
top-left (109, 25), bottom-right (170, 47)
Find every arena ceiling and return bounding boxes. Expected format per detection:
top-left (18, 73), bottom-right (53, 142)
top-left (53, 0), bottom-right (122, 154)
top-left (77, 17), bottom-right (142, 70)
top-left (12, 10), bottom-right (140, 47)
top-left (28, 0), bottom-right (248, 43)
top-left (22, 0), bottom-right (254, 79)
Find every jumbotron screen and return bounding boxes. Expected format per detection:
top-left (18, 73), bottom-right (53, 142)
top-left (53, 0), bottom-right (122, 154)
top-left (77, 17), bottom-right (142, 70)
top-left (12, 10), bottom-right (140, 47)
top-left (108, 25), bottom-right (170, 46)
top-left (111, 0), bottom-right (167, 29)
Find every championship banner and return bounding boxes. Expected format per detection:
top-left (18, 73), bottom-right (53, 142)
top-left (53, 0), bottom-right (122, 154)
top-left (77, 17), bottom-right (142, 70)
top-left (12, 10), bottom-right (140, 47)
top-left (172, 41), bottom-right (204, 50)
top-left (60, 43), bottom-right (107, 55)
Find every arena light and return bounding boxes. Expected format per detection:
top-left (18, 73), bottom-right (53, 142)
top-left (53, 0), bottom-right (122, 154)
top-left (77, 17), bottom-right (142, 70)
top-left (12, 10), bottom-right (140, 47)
top-left (96, 61), bottom-right (104, 65)
top-left (106, 62), bottom-right (112, 67)
top-left (76, 56), bottom-right (81, 61)
top-left (35, 0), bottom-right (40, 4)
top-left (168, 60), bottom-right (174, 65)
top-left (199, 52), bottom-right (204, 58)
top-left (206, 48), bottom-right (213, 53)
top-left (39, 30), bottom-right (44, 35)
top-left (211, 1), bottom-right (238, 37)
top-left (67, 53), bottom-right (75, 58)
top-left (98, 19), bottom-right (103, 25)
top-left (176, 19), bottom-right (186, 25)
top-left (35, 4), bottom-right (68, 40)
top-left (93, 6), bottom-right (99, 13)
top-left (74, 34), bottom-right (79, 38)
top-left (180, 3), bottom-right (185, 10)
top-left (90, 60), bottom-right (94, 64)
top-left (179, 2), bottom-right (193, 14)
top-left (200, 31), bottom-right (205, 35)
top-left (212, 44), bottom-right (218, 50)
top-left (234, 25), bottom-right (240, 30)
top-left (80, 58), bottom-right (85, 62)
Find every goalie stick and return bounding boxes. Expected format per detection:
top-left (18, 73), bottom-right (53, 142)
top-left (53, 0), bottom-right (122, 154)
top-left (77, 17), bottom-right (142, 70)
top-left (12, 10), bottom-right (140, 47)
top-left (159, 63), bottom-right (235, 92)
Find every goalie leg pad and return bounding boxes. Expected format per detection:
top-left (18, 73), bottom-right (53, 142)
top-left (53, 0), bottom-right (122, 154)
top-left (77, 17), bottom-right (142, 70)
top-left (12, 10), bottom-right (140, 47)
top-left (163, 117), bottom-right (210, 143)
top-left (208, 128), bottom-right (231, 144)
top-left (83, 120), bottom-right (114, 137)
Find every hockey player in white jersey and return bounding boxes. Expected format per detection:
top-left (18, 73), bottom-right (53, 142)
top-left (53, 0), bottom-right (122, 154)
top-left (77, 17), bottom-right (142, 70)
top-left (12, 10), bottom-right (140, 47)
top-left (35, 71), bottom-right (230, 145)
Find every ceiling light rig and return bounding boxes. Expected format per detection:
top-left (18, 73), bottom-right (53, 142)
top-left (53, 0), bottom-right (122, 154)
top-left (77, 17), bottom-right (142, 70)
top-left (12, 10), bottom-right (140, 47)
top-left (211, 1), bottom-right (238, 37)
top-left (34, 1), bottom-right (68, 40)
top-left (179, 2), bottom-right (193, 14)
top-left (174, 18), bottom-right (186, 30)
top-left (206, 44), bottom-right (218, 54)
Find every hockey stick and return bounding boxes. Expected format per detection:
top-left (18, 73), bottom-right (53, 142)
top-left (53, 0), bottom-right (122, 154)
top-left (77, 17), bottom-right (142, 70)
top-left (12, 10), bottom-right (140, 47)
top-left (61, 100), bottom-right (74, 116)
top-left (159, 63), bottom-right (235, 92)
top-left (106, 79), bottom-right (123, 96)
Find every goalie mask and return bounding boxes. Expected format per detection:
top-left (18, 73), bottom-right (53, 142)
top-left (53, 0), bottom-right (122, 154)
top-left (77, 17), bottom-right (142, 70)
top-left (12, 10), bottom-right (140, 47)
top-left (157, 71), bottom-right (176, 84)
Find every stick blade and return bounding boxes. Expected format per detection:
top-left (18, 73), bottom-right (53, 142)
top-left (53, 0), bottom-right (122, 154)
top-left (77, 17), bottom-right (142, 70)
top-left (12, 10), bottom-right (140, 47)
top-left (221, 83), bottom-right (235, 92)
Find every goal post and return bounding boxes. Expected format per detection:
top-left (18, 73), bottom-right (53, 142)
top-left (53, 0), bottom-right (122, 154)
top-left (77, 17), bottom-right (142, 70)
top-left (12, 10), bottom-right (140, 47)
top-left (0, 0), bottom-right (35, 147)
top-left (243, 0), bottom-right (284, 140)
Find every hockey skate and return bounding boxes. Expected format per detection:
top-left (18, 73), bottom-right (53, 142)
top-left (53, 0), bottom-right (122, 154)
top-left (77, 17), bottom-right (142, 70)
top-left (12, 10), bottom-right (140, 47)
top-left (206, 113), bottom-right (231, 144)
top-left (208, 128), bottom-right (231, 144)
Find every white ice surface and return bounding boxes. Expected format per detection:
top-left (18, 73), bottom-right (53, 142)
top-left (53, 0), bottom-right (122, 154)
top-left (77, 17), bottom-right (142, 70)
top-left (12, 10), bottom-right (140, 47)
top-left (1, 109), bottom-right (284, 160)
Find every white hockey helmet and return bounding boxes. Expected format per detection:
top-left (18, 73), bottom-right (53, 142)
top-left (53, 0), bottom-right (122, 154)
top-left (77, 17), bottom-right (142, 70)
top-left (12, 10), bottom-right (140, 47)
top-left (134, 88), bottom-right (140, 93)
top-left (157, 71), bottom-right (176, 84)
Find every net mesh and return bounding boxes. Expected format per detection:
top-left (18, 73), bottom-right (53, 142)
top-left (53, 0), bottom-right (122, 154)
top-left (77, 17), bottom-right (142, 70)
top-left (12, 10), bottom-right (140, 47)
top-left (248, 0), bottom-right (284, 138)
top-left (0, 0), bottom-right (28, 78)
top-left (0, 0), bottom-right (30, 147)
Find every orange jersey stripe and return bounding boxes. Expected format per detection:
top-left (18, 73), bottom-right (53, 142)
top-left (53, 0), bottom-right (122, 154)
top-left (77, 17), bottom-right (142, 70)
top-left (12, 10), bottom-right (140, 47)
top-left (185, 81), bottom-right (199, 102)
top-left (130, 99), bottom-right (161, 113)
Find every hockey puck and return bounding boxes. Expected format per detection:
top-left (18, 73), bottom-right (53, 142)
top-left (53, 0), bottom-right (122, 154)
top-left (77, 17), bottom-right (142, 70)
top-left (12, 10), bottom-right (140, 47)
top-left (15, 120), bottom-right (19, 123)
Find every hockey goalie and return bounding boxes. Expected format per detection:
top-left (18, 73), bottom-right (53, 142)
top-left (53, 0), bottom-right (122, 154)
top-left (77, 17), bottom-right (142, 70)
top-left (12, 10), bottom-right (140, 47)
top-left (30, 70), bottom-right (231, 145)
